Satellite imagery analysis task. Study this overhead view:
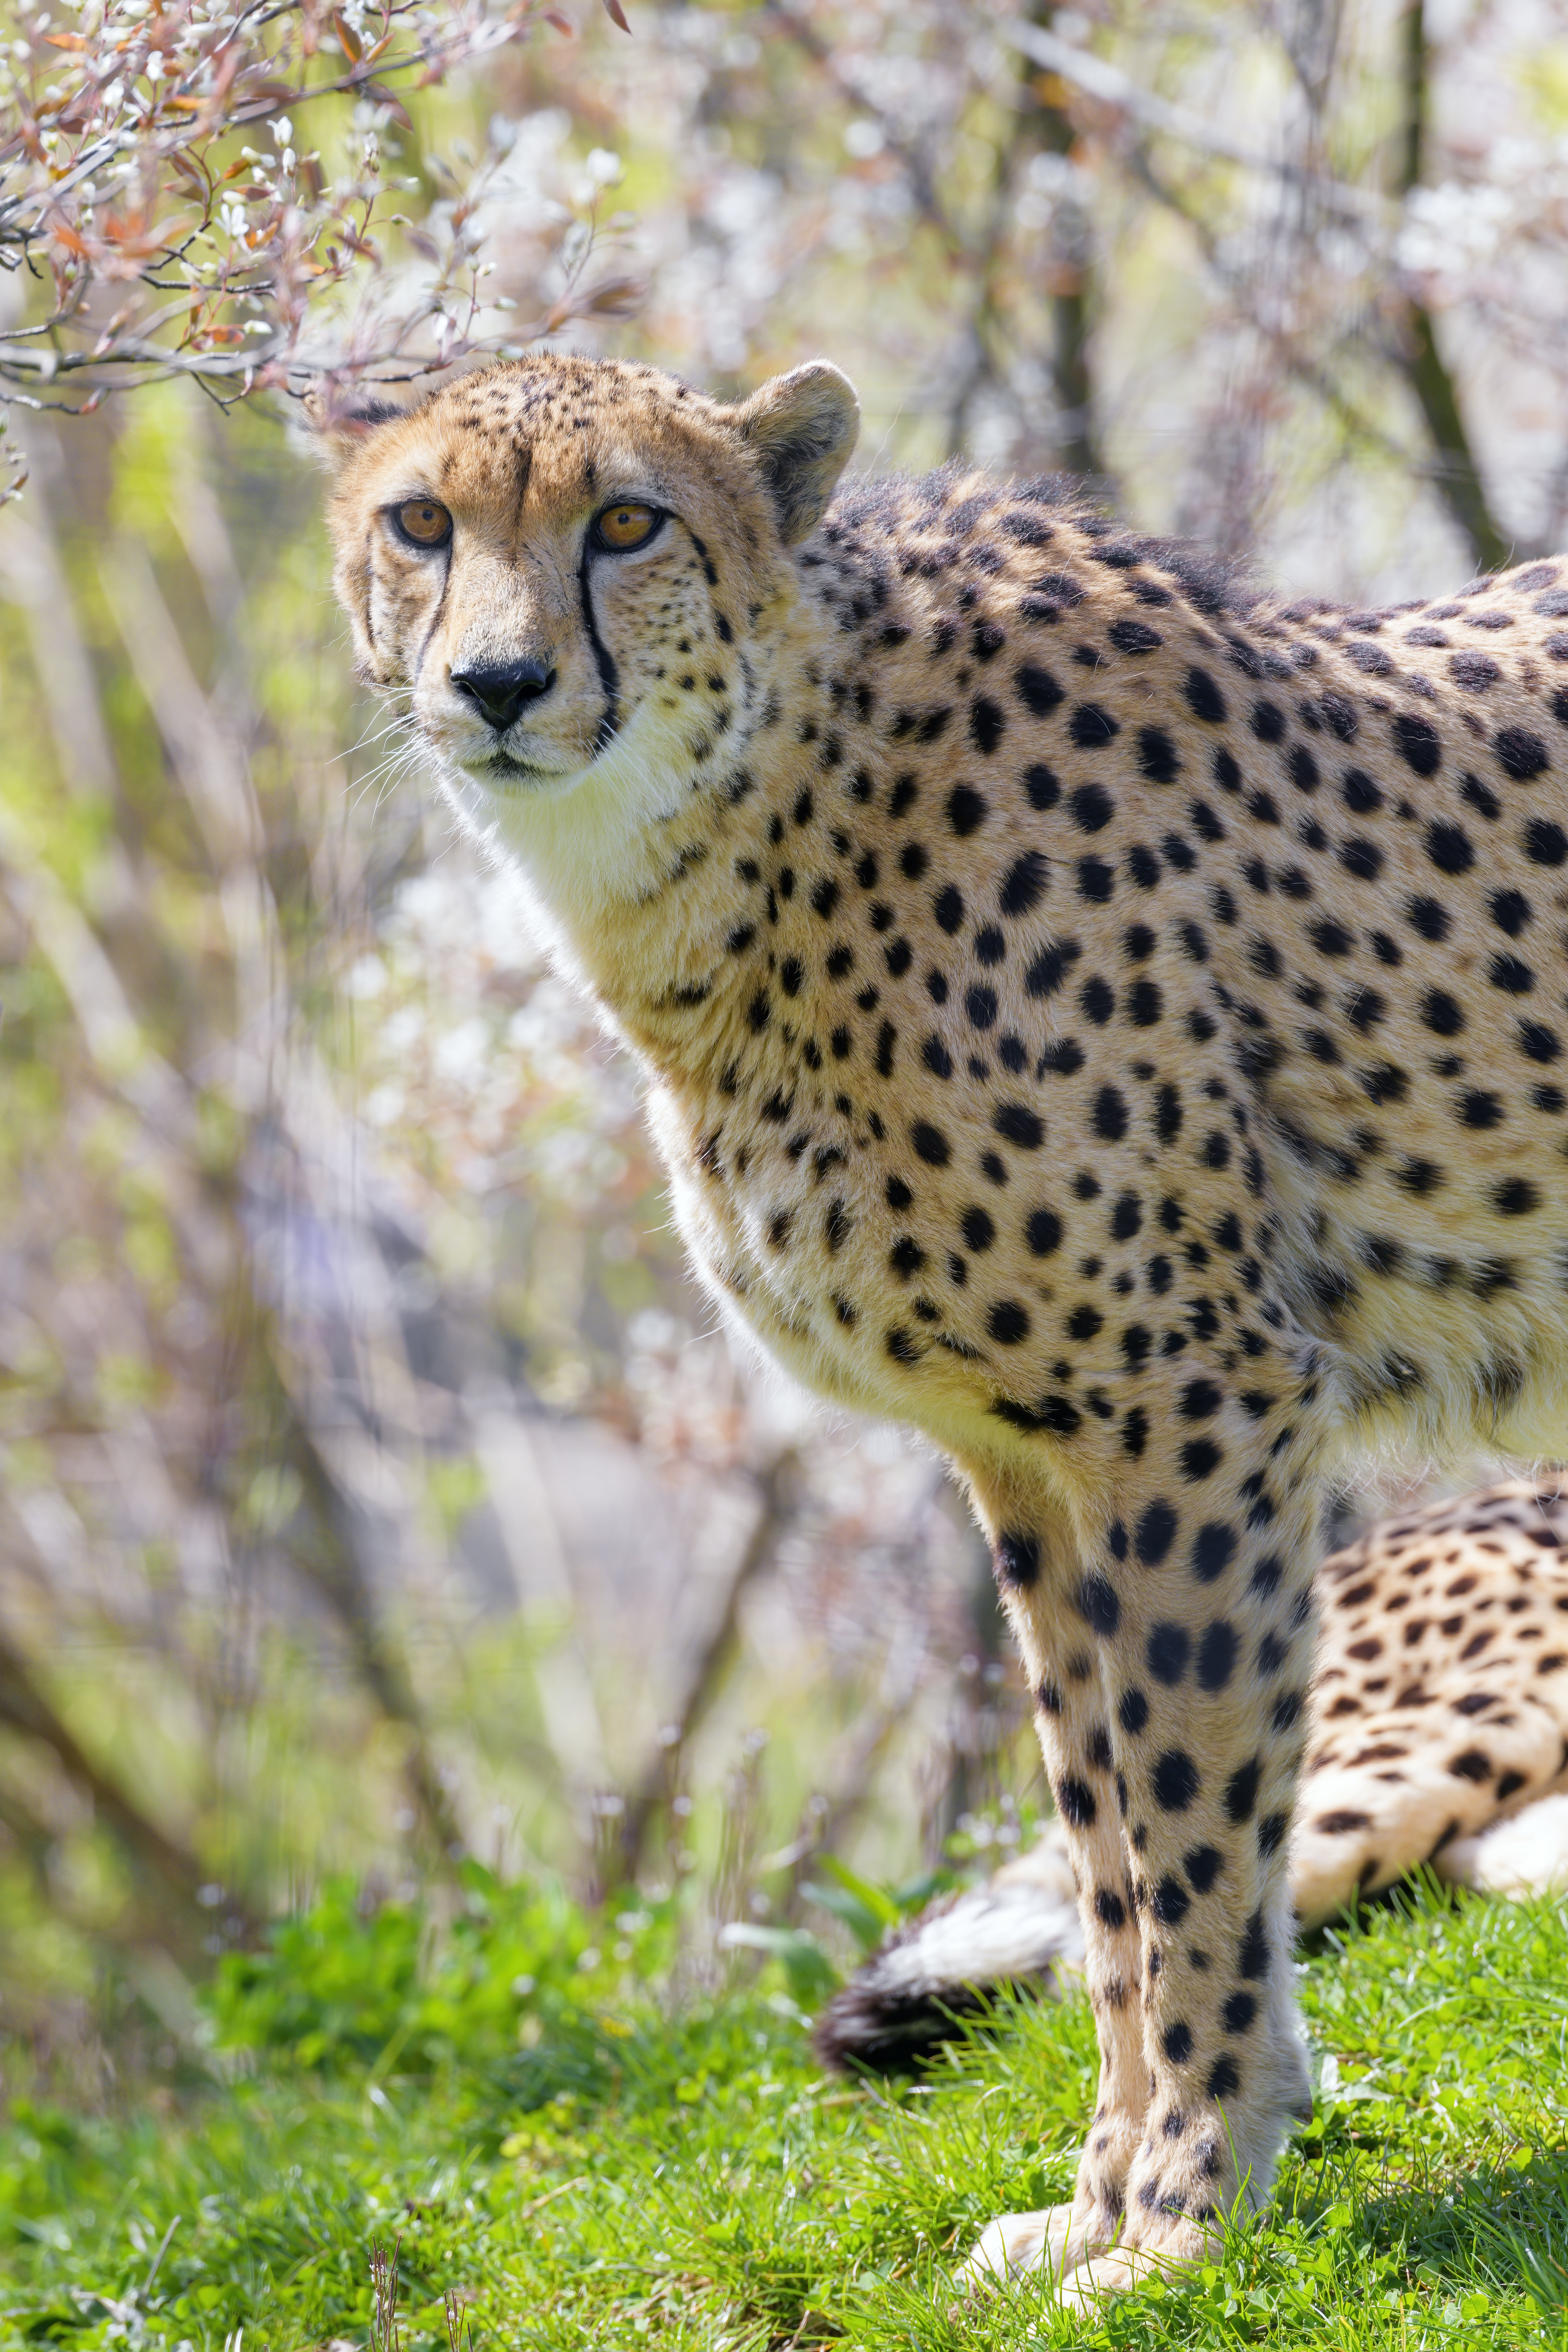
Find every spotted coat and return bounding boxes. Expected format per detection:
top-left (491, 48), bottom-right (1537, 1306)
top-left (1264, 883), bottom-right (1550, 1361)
top-left (317, 351), bottom-right (1568, 2302)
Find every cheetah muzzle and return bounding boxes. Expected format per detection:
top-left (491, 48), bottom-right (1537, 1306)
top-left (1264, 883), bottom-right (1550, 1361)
top-left (317, 351), bottom-right (1568, 2304)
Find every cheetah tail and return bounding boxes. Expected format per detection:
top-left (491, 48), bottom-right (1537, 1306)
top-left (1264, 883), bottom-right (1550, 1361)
top-left (812, 1831), bottom-right (1085, 2075)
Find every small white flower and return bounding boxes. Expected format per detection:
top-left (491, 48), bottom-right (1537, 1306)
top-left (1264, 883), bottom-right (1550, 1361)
top-left (584, 145), bottom-right (622, 187)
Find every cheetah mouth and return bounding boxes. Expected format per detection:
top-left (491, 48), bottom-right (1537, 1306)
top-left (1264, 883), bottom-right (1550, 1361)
top-left (471, 748), bottom-right (580, 790)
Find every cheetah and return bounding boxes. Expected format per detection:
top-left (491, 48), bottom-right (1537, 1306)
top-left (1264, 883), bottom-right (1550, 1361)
top-left (314, 351), bottom-right (1568, 2301)
top-left (817, 1475), bottom-right (1568, 2096)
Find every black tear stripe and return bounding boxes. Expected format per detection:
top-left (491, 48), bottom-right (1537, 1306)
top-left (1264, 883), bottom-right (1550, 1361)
top-left (578, 543), bottom-right (621, 751)
top-left (413, 555), bottom-right (453, 690)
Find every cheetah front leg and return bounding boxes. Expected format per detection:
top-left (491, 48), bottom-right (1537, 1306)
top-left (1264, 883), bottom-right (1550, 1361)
top-left (957, 1497), bottom-right (1153, 2289)
top-left (960, 1400), bottom-right (1320, 2301)
top-left (1053, 1426), bottom-right (1319, 2301)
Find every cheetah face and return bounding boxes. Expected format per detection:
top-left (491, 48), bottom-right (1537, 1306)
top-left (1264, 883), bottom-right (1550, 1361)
top-left (313, 356), bottom-right (859, 840)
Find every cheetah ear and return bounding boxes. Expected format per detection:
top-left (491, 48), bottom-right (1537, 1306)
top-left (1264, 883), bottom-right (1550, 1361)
top-left (731, 363), bottom-right (860, 546)
top-left (301, 382), bottom-right (409, 471)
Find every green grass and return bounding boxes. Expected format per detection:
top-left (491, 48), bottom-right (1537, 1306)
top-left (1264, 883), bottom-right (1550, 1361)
top-left (4, 1878), bottom-right (1568, 2349)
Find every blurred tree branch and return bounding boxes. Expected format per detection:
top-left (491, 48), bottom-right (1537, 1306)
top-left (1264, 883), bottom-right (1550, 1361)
top-left (0, 1610), bottom-right (240, 1931)
top-left (0, 0), bottom-right (635, 495)
top-left (1393, 0), bottom-right (1510, 572)
top-left (616, 1447), bottom-right (800, 1886)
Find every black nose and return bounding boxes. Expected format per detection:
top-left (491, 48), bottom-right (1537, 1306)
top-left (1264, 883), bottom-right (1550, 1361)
top-left (451, 656), bottom-right (556, 732)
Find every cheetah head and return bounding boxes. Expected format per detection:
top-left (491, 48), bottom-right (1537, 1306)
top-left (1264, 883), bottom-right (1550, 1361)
top-left (313, 354), bottom-right (858, 886)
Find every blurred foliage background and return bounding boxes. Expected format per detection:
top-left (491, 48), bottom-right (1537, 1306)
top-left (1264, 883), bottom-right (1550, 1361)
top-left (2, 0), bottom-right (1566, 2095)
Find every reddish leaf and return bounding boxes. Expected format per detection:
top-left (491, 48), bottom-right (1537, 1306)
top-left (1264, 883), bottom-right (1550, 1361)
top-left (603, 0), bottom-right (631, 29)
top-left (332, 10), bottom-right (363, 59)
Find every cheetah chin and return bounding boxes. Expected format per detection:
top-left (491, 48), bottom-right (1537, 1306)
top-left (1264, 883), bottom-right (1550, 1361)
top-left (316, 351), bottom-right (1568, 2303)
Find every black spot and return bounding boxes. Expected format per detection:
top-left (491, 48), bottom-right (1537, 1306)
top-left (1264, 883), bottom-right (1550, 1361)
top-left (1186, 668), bottom-right (1227, 723)
top-left (1109, 618), bottom-right (1164, 655)
top-left (1223, 1759), bottom-right (1260, 1823)
top-left (962, 1205), bottom-right (995, 1250)
top-left (1197, 1622), bottom-right (1239, 1692)
top-left (1496, 727), bottom-right (1550, 781)
top-left (1070, 703), bottom-right (1121, 749)
top-left (1070, 782), bottom-right (1114, 833)
top-left (1222, 1992), bottom-right (1256, 2034)
top-left (1153, 1751), bottom-right (1199, 1810)
top-left (922, 1036), bottom-right (953, 1080)
top-left (1406, 896), bottom-right (1449, 941)
top-left (1024, 939), bottom-right (1079, 998)
top-left (1148, 1624), bottom-right (1189, 1684)
top-left (1057, 1776), bottom-right (1097, 1828)
top-left (911, 1120), bottom-right (950, 1166)
top-left (1238, 1908), bottom-right (1269, 1978)
top-left (1494, 1177), bottom-right (1540, 1216)
top-left (1092, 1086), bottom-right (1129, 1141)
top-left (1426, 820), bottom-right (1473, 874)
top-left (1095, 1888), bottom-right (1128, 1929)
top-left (969, 697), bottom-right (1005, 755)
top-left (1206, 2055), bottom-right (1241, 2101)
top-left (948, 784), bottom-right (989, 835)
top-left (1525, 818), bottom-right (1568, 866)
top-left (988, 1299), bottom-right (1031, 1344)
top-left (1185, 1845), bottom-right (1224, 1893)
top-left (1076, 1574), bottom-right (1121, 1637)
top-left (998, 852), bottom-right (1049, 919)
top-left (1137, 1499), bottom-right (1178, 1566)
top-left (1488, 953), bottom-right (1534, 995)
top-left (1391, 713), bottom-right (1441, 775)
top-left (1421, 989), bottom-right (1465, 1036)
top-left (1016, 664), bottom-right (1065, 716)
top-left (1023, 762), bottom-right (1060, 809)
top-left (1026, 1207), bottom-right (1063, 1256)
top-left (1138, 726), bottom-right (1181, 784)
top-left (994, 1102), bottom-right (1045, 1149)
top-left (995, 1530), bottom-right (1040, 1587)
top-left (933, 883), bottom-right (964, 933)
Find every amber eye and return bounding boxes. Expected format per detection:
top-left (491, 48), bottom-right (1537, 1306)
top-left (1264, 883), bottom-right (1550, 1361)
top-left (395, 498), bottom-right (452, 548)
top-left (594, 501), bottom-right (660, 552)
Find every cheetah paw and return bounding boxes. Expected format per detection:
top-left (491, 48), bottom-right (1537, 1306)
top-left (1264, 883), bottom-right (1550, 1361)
top-left (957, 2204), bottom-right (1083, 2291)
top-left (1053, 2243), bottom-right (1186, 2309)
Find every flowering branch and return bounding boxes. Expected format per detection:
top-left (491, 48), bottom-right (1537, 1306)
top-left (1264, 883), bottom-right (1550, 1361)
top-left (0, 0), bottom-right (635, 498)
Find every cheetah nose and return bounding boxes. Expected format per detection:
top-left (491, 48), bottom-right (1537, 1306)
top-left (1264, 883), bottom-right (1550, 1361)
top-left (450, 655), bottom-right (556, 731)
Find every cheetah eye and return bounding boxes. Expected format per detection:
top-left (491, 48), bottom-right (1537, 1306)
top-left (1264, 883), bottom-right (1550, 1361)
top-left (393, 498), bottom-right (452, 549)
top-left (593, 502), bottom-right (661, 553)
